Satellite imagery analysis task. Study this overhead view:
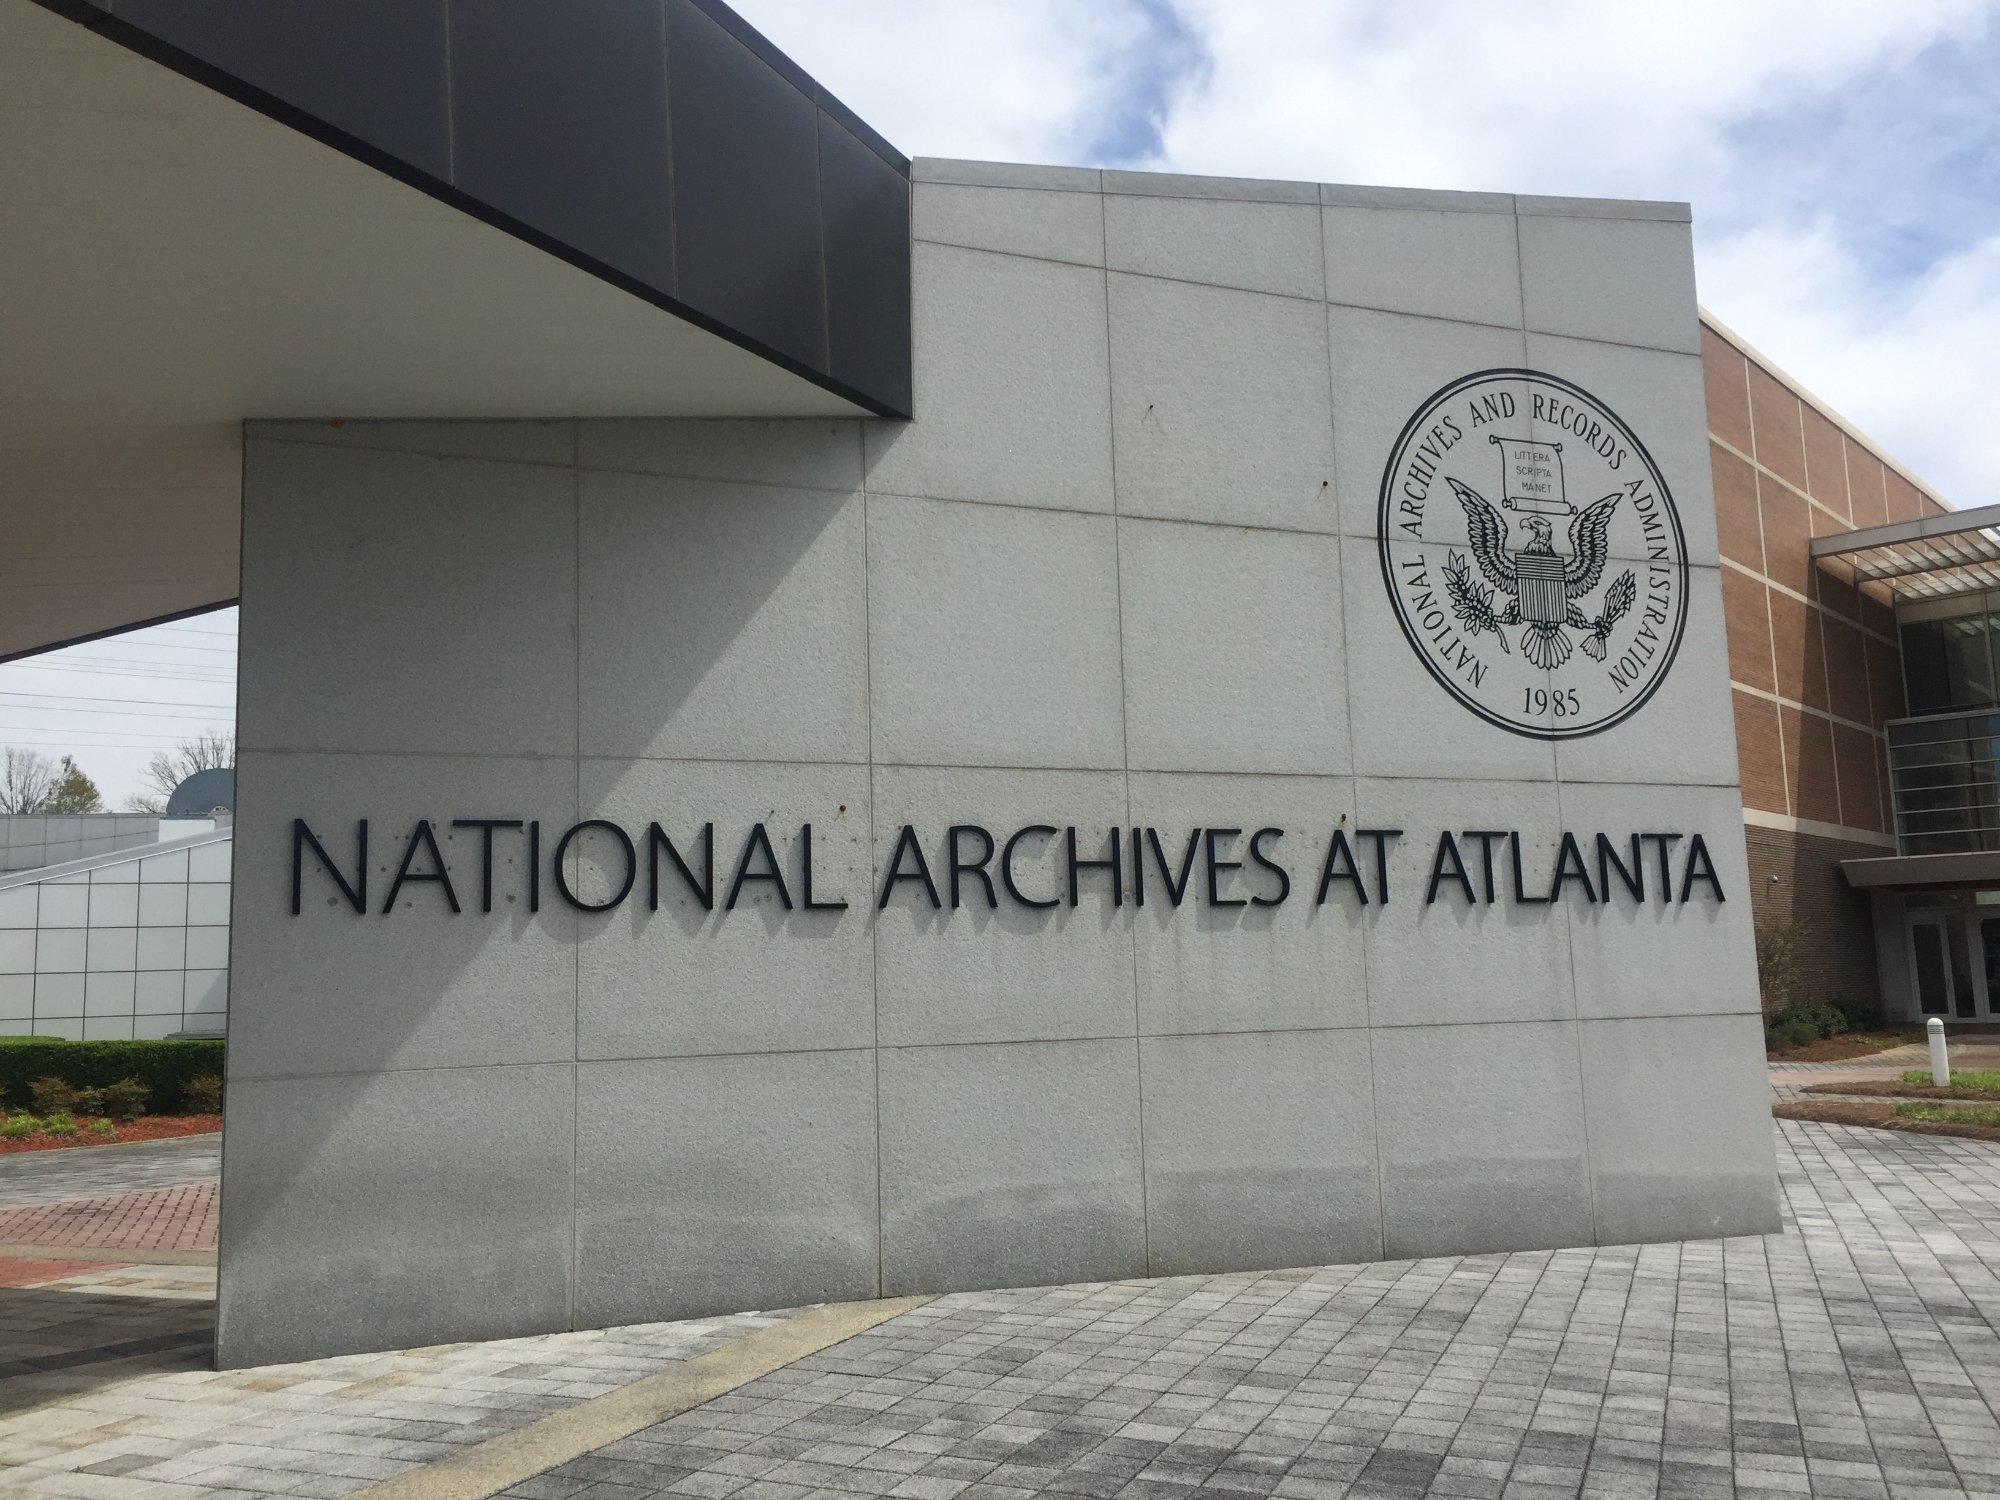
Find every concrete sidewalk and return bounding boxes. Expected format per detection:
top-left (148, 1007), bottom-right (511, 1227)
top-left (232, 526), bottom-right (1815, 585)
top-left (0, 1116), bottom-right (1996, 1498)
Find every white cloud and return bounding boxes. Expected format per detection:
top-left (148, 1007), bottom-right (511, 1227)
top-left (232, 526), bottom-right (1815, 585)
top-left (725, 1), bottom-right (1159, 165)
top-left (731, 0), bottom-right (2000, 505)
top-left (1700, 223), bottom-right (2000, 506)
top-left (1152, 1), bottom-right (1994, 202)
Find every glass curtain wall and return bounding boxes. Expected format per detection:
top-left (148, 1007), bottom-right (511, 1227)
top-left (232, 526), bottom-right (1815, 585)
top-left (1894, 596), bottom-right (2000, 855)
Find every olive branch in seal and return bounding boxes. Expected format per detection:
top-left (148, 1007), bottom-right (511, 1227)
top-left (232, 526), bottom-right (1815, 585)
top-left (1443, 549), bottom-right (1510, 654)
top-left (1580, 569), bottom-right (1636, 662)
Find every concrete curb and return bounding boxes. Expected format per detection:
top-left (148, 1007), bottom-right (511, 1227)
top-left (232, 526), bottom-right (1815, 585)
top-left (353, 1295), bottom-right (932, 1500)
top-left (0, 1242), bottom-right (214, 1266)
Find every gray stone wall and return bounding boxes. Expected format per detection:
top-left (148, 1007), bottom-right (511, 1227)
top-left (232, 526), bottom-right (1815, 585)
top-left (0, 814), bottom-right (160, 874)
top-left (220, 162), bottom-right (1777, 1367)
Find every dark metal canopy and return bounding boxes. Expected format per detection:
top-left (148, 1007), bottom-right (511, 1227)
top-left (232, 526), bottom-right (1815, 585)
top-left (31, 0), bottom-right (913, 418)
top-left (1841, 848), bottom-right (2000, 892)
top-left (4, 0), bottom-right (913, 661)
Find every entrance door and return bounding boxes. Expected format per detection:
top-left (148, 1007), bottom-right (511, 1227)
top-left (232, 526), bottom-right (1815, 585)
top-left (1909, 914), bottom-right (1955, 1017)
top-left (1967, 915), bottom-right (2000, 1019)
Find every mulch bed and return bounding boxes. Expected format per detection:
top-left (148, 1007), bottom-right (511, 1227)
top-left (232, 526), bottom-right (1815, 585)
top-left (1774, 1099), bottom-right (2000, 1143)
top-left (1800, 1080), bottom-right (2000, 1102)
top-left (0, 1116), bottom-right (221, 1154)
top-left (1767, 1032), bottom-right (1920, 1063)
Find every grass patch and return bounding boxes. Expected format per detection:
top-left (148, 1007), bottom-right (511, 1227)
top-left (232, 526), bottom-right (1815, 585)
top-left (1895, 1101), bottom-right (2000, 1127)
top-left (1901, 1067), bottom-right (2000, 1092)
top-left (1803, 1078), bottom-right (2000, 1101)
top-left (1775, 1098), bottom-right (2000, 1141)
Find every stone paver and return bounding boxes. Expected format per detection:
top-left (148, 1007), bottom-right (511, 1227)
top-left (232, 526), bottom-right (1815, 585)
top-left (0, 1262), bottom-right (101, 1292)
top-left (0, 1186), bottom-right (216, 1257)
top-left (0, 1117), bottom-right (1993, 1498)
top-left (0, 1140), bottom-right (218, 1210)
top-left (482, 1119), bottom-right (2000, 1500)
top-left (0, 1289), bottom-right (796, 1497)
top-left (0, 1262), bottom-right (215, 1384)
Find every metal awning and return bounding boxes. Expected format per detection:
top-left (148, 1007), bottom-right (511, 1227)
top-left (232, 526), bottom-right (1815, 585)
top-left (1842, 849), bottom-right (2000, 891)
top-left (2, 0), bottom-right (912, 662)
top-left (1812, 502), bottom-right (2000, 601)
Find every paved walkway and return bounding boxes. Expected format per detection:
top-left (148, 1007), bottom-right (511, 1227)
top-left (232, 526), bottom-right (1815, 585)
top-left (0, 1185), bottom-right (216, 1258)
top-left (0, 1138), bottom-right (219, 1292)
top-left (0, 1116), bottom-right (1994, 1498)
top-left (0, 1140), bottom-right (219, 1210)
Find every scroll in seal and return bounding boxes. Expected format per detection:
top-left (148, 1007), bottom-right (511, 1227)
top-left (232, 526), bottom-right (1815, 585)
top-left (1376, 369), bottom-right (1689, 739)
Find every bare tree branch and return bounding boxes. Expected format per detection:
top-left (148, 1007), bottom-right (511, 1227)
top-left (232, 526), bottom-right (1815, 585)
top-left (139, 729), bottom-right (235, 805)
top-left (0, 747), bottom-right (61, 814)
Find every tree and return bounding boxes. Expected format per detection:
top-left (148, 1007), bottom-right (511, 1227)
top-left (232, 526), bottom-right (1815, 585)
top-left (0, 747), bottom-right (61, 814)
top-left (130, 729), bottom-right (235, 814)
top-left (45, 757), bottom-right (105, 813)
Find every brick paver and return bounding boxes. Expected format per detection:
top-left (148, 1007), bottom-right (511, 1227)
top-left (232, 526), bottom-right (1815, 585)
top-left (0, 1185), bottom-right (216, 1256)
top-left (1, 1118), bottom-right (1997, 1498)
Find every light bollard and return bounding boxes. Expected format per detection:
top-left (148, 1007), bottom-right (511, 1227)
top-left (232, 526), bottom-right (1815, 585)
top-left (1928, 1016), bottom-right (1951, 1087)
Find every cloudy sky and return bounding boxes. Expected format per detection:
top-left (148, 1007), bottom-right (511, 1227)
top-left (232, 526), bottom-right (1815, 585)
top-left (7, 2), bottom-right (1996, 807)
top-left (748, 0), bottom-right (2000, 509)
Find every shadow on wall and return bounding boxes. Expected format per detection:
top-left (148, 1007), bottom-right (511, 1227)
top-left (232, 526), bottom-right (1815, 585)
top-left (222, 420), bottom-right (875, 1357)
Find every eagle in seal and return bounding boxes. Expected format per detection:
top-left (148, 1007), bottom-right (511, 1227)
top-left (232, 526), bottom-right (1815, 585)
top-left (1440, 477), bottom-right (1637, 669)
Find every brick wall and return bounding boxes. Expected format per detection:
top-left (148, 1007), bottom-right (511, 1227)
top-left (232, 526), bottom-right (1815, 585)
top-left (1742, 823), bottom-right (1883, 1015)
top-left (1704, 314), bottom-right (1960, 1013)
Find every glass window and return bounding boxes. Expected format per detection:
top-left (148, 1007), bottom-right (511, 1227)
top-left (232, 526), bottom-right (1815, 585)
top-left (1912, 921), bottom-right (1951, 1014)
top-left (1951, 917), bottom-right (1979, 1018)
top-left (1901, 612), bottom-right (1998, 715)
top-left (1889, 710), bottom-right (2000, 854)
top-left (1981, 918), bottom-right (2000, 1016)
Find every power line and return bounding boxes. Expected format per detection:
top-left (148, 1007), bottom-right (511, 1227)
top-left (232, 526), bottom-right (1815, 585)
top-left (63, 641), bottom-right (236, 655)
top-left (0, 735), bottom-right (199, 751)
top-left (0, 704), bottom-right (235, 722)
top-left (0, 691), bottom-right (234, 709)
top-left (0, 708), bottom-right (236, 724)
top-left (37, 653), bottom-right (235, 670)
top-left (0, 732), bottom-right (225, 748)
top-left (7, 656), bottom-right (234, 671)
top-left (1, 664), bottom-right (235, 682)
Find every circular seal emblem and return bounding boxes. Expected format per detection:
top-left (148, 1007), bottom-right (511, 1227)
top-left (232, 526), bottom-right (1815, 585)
top-left (1377, 369), bottom-right (1688, 739)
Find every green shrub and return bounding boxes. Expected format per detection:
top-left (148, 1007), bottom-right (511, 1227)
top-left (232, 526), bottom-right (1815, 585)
top-left (0, 1040), bottom-right (224, 1112)
top-left (1766, 999), bottom-right (1847, 1049)
top-left (71, 1085), bottom-right (104, 1117)
top-left (99, 1077), bottom-right (149, 1122)
top-left (85, 1118), bottom-right (116, 1137)
top-left (27, 1076), bottom-right (78, 1114)
top-left (42, 1111), bottom-right (77, 1137)
top-left (183, 1074), bottom-right (223, 1114)
top-left (0, 1113), bottom-right (36, 1139)
top-left (1828, 993), bottom-right (1884, 1033)
top-left (1768, 1017), bottom-right (1817, 1050)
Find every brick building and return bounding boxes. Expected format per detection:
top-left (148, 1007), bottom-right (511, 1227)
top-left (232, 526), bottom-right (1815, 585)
top-left (1705, 313), bottom-right (1999, 1022)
